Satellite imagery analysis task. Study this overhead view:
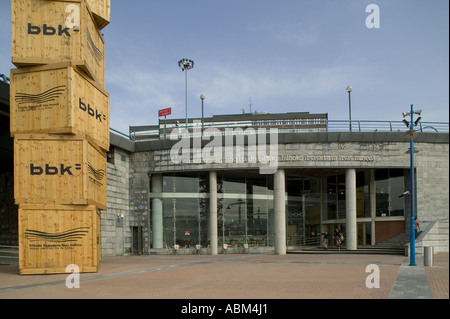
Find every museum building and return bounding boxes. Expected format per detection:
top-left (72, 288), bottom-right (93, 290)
top-left (102, 112), bottom-right (449, 256)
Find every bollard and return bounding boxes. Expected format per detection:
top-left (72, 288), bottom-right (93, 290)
top-left (423, 246), bottom-right (434, 267)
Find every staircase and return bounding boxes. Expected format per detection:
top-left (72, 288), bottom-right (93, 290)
top-left (408, 219), bottom-right (449, 255)
top-left (289, 232), bottom-right (410, 255)
top-left (288, 246), bottom-right (405, 255)
top-left (0, 245), bottom-right (18, 265)
top-left (375, 232), bottom-right (409, 248)
top-left (289, 242), bottom-right (406, 255)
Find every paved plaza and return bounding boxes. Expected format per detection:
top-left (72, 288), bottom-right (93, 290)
top-left (0, 253), bottom-right (447, 301)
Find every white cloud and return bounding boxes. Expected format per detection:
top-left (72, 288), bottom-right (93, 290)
top-left (194, 63), bottom-right (359, 111)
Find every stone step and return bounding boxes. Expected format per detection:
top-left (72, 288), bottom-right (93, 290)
top-left (0, 246), bottom-right (19, 265)
top-left (376, 233), bottom-right (410, 247)
top-left (289, 246), bottom-right (405, 255)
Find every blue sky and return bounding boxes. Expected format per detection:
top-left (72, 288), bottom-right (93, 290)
top-left (1, 0), bottom-right (448, 134)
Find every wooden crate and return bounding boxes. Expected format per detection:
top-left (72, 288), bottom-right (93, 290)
top-left (11, 0), bottom-right (105, 86)
top-left (14, 134), bottom-right (107, 210)
top-left (42, 0), bottom-right (110, 30)
top-left (10, 62), bottom-right (110, 151)
top-left (86, 0), bottom-right (110, 30)
top-left (19, 204), bottom-right (101, 275)
top-left (43, 0), bottom-right (110, 30)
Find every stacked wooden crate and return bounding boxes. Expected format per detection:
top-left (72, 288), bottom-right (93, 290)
top-left (10, 0), bottom-right (110, 275)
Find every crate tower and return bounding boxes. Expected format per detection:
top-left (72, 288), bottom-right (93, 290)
top-left (10, 0), bottom-right (111, 275)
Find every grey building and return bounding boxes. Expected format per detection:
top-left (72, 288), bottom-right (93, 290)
top-left (104, 115), bottom-right (449, 256)
top-left (129, 111), bottom-right (328, 141)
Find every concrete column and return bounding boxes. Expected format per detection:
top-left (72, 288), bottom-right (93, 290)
top-left (346, 168), bottom-right (357, 250)
top-left (209, 171), bottom-right (218, 255)
top-left (274, 169), bottom-right (286, 255)
top-left (151, 174), bottom-right (163, 249)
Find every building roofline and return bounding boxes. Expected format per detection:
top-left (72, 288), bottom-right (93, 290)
top-left (110, 131), bottom-right (449, 153)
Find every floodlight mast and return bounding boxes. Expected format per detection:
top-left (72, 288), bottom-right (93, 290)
top-left (178, 58), bottom-right (194, 129)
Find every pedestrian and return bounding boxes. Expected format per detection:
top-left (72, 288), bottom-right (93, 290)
top-left (334, 228), bottom-right (343, 246)
top-left (321, 231), bottom-right (331, 250)
top-left (415, 218), bottom-right (420, 238)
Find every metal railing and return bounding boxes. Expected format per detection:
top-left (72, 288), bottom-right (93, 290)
top-left (326, 120), bottom-right (448, 133)
top-left (114, 120), bottom-right (449, 141)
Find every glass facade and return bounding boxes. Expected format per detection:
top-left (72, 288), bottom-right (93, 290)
top-left (356, 171), bottom-right (371, 218)
top-left (151, 168), bottom-right (406, 249)
top-left (218, 172), bottom-right (273, 247)
top-left (286, 175), bottom-right (321, 245)
top-left (161, 173), bottom-right (209, 248)
top-left (375, 169), bottom-right (405, 217)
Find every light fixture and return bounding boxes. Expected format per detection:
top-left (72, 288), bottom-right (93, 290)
top-left (398, 191), bottom-right (410, 198)
top-left (405, 147), bottom-right (419, 154)
top-left (404, 128), bottom-right (419, 139)
top-left (178, 58), bottom-right (194, 71)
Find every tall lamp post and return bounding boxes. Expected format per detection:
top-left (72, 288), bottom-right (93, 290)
top-left (402, 104), bottom-right (422, 266)
top-left (200, 94), bottom-right (205, 132)
top-left (346, 85), bottom-right (352, 131)
top-left (178, 58), bottom-right (194, 129)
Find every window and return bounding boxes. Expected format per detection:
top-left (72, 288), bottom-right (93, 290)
top-left (375, 169), bottom-right (405, 217)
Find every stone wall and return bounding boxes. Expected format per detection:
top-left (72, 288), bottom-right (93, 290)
top-left (129, 151), bottom-right (152, 254)
top-left (101, 146), bottom-right (131, 256)
top-left (415, 143), bottom-right (449, 220)
top-left (145, 135), bottom-right (415, 173)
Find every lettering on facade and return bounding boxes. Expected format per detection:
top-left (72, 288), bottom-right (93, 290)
top-left (170, 124), bottom-right (279, 174)
top-left (279, 154), bottom-right (376, 162)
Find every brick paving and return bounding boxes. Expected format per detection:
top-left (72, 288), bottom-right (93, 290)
top-left (0, 253), bottom-right (447, 300)
top-left (425, 254), bottom-right (449, 299)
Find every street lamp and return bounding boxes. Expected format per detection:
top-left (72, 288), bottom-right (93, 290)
top-left (402, 104), bottom-right (422, 266)
top-left (200, 94), bottom-right (205, 132)
top-left (178, 58), bottom-right (194, 129)
top-left (346, 85), bottom-right (352, 131)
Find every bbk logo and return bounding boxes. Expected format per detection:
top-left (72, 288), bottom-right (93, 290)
top-left (30, 163), bottom-right (81, 176)
top-left (27, 4), bottom-right (80, 37)
top-left (79, 98), bottom-right (107, 123)
top-left (27, 23), bottom-right (74, 37)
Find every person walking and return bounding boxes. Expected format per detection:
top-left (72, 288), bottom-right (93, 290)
top-left (321, 231), bottom-right (331, 250)
top-left (334, 228), bottom-right (344, 246)
top-left (415, 218), bottom-right (420, 238)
